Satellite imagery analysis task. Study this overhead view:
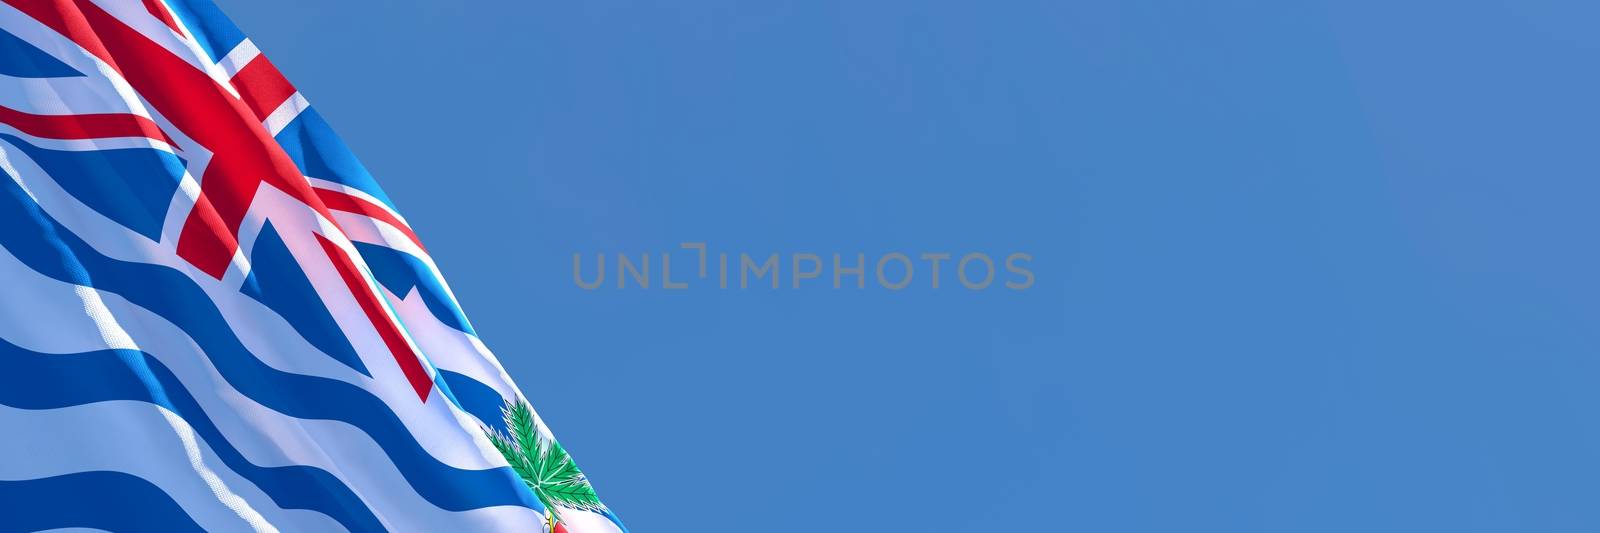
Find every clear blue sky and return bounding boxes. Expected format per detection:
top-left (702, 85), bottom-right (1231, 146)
top-left (218, 1), bottom-right (1599, 531)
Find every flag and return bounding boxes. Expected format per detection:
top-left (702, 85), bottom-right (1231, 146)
top-left (0, 1), bottom-right (624, 531)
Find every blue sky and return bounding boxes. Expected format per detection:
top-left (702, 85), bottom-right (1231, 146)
top-left (218, 1), bottom-right (1600, 531)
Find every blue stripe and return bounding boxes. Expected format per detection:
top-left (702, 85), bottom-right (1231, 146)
top-left (0, 134), bottom-right (184, 242)
top-left (163, 0), bottom-right (246, 63)
top-left (241, 221), bottom-right (369, 376)
top-left (355, 241), bottom-right (476, 335)
top-left (0, 170), bottom-right (542, 513)
top-left (0, 28), bottom-right (82, 78)
top-left (0, 472), bottom-right (206, 532)
top-left (0, 337), bottom-right (385, 532)
top-left (439, 369), bottom-right (509, 435)
top-left (275, 108), bottom-right (399, 211)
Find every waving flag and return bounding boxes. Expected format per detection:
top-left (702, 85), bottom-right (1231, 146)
top-left (0, 1), bottom-right (624, 531)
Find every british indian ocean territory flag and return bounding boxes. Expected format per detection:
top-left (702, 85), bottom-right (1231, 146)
top-left (0, 1), bottom-right (625, 531)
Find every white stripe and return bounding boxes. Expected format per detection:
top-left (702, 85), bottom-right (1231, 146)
top-left (385, 284), bottom-right (518, 402)
top-left (263, 91), bottom-right (309, 136)
top-left (0, 244), bottom-right (542, 532)
top-left (0, 121), bottom-right (176, 154)
top-left (0, 74), bottom-right (150, 117)
top-left (330, 209), bottom-right (434, 278)
top-left (555, 508), bottom-right (627, 533)
top-left (0, 402), bottom-right (333, 532)
top-left (309, 176), bottom-right (411, 227)
top-left (217, 39), bottom-right (262, 77)
top-left (329, 207), bottom-right (472, 331)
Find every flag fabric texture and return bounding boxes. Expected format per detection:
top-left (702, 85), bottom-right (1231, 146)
top-left (0, 1), bottom-right (624, 531)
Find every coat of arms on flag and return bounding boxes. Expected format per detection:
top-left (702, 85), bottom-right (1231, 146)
top-left (0, 1), bottom-right (624, 531)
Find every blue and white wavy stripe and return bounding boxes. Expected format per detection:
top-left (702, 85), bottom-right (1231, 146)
top-left (0, 125), bottom-right (547, 530)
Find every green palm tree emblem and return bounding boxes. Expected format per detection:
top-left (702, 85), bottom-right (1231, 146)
top-left (484, 399), bottom-right (606, 526)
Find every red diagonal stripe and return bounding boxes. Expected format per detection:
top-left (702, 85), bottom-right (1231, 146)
top-left (231, 55), bottom-right (295, 121)
top-left (315, 187), bottom-right (427, 252)
top-left (317, 233), bottom-right (435, 400)
top-left (140, 0), bottom-right (180, 33)
top-left (0, 104), bottom-right (174, 145)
